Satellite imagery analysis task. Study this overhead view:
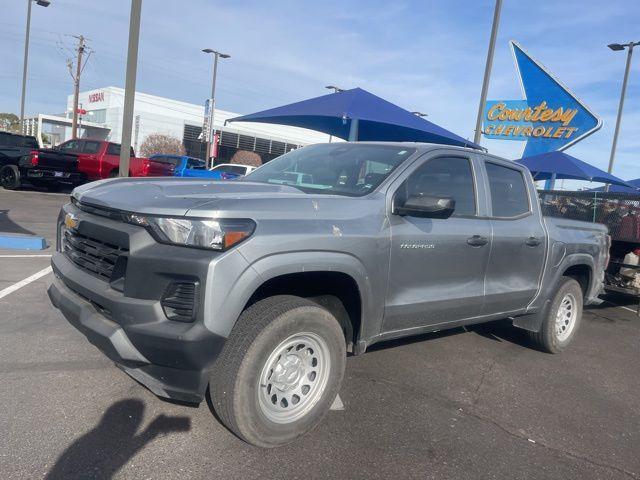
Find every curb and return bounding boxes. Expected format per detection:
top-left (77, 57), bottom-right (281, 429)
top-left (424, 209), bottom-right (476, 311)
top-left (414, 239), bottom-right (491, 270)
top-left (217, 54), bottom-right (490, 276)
top-left (0, 234), bottom-right (47, 250)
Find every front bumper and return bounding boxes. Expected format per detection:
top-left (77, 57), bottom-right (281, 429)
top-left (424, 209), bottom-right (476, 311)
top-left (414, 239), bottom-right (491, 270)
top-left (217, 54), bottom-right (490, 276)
top-left (48, 218), bottom-right (227, 403)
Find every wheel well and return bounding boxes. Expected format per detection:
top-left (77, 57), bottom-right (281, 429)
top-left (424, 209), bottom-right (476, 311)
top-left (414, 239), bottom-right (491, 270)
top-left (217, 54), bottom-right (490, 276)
top-left (563, 264), bottom-right (591, 298)
top-left (245, 272), bottom-right (362, 352)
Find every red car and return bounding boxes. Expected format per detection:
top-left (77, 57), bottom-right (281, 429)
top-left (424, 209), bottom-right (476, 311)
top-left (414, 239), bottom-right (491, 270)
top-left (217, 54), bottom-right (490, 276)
top-left (9, 139), bottom-right (173, 190)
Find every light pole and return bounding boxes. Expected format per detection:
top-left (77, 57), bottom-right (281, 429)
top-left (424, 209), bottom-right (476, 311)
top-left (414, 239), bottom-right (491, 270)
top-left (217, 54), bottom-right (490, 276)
top-left (325, 86), bottom-right (344, 142)
top-left (203, 49), bottom-right (230, 168)
top-left (605, 41), bottom-right (639, 190)
top-left (20, 0), bottom-right (50, 132)
top-left (412, 111), bottom-right (428, 118)
top-left (118, 0), bottom-right (142, 177)
top-left (473, 0), bottom-right (502, 145)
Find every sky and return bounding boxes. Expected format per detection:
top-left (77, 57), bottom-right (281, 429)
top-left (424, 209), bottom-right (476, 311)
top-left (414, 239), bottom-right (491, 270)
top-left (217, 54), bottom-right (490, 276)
top-left (1, 0), bottom-right (639, 183)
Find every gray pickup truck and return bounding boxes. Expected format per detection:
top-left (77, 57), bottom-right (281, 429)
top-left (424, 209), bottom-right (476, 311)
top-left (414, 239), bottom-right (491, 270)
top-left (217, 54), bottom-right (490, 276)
top-left (48, 142), bottom-right (609, 447)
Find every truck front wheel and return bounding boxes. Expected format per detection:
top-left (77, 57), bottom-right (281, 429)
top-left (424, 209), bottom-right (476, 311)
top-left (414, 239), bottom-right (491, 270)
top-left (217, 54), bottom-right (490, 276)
top-left (528, 276), bottom-right (583, 353)
top-left (210, 295), bottom-right (346, 447)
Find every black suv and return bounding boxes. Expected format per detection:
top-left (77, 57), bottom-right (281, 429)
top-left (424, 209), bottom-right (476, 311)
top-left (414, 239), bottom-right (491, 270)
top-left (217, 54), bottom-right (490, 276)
top-left (0, 131), bottom-right (39, 189)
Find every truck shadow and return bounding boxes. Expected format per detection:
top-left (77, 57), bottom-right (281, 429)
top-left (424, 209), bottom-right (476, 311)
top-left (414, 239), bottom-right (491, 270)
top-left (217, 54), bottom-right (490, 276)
top-left (45, 398), bottom-right (190, 480)
top-left (0, 209), bottom-right (35, 235)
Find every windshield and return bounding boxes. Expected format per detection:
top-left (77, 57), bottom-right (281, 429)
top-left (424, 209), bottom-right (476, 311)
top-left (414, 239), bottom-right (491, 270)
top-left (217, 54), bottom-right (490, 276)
top-left (242, 144), bottom-right (415, 196)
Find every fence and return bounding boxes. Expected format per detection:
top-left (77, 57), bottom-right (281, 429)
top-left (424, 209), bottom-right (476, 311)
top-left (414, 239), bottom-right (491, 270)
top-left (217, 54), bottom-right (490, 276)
top-left (539, 190), bottom-right (640, 243)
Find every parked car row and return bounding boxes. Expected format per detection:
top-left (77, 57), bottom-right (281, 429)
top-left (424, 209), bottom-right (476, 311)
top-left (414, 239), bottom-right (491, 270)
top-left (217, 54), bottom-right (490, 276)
top-left (0, 133), bottom-right (256, 190)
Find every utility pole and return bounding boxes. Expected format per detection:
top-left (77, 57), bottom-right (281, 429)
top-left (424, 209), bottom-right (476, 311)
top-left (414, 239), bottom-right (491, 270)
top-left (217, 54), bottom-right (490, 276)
top-left (118, 0), bottom-right (142, 177)
top-left (70, 35), bottom-right (85, 139)
top-left (473, 0), bottom-right (502, 145)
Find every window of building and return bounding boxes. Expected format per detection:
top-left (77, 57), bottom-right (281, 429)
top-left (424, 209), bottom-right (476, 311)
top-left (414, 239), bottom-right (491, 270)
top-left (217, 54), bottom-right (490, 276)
top-left (485, 162), bottom-right (530, 218)
top-left (400, 156), bottom-right (476, 216)
top-left (87, 109), bottom-right (106, 124)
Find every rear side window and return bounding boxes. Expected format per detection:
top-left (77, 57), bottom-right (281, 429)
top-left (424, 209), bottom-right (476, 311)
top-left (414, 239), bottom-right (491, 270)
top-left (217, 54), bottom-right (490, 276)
top-left (82, 141), bottom-right (101, 153)
top-left (19, 136), bottom-right (38, 148)
top-left (486, 163), bottom-right (530, 218)
top-left (401, 156), bottom-right (477, 216)
top-left (107, 143), bottom-right (120, 155)
top-left (107, 144), bottom-right (135, 156)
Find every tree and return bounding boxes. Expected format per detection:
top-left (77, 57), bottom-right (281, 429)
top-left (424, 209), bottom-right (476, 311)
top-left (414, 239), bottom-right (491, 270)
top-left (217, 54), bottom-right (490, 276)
top-left (230, 150), bottom-right (262, 167)
top-left (139, 133), bottom-right (185, 158)
top-left (0, 113), bottom-right (20, 133)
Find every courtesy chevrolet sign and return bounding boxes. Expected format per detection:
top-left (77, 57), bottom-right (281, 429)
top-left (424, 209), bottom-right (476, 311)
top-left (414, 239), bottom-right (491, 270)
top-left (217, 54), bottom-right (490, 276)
top-left (483, 42), bottom-right (601, 157)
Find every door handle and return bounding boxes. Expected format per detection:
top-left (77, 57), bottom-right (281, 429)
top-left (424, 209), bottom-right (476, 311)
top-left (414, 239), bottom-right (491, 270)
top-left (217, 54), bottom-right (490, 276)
top-left (467, 235), bottom-right (488, 247)
top-left (525, 236), bottom-right (541, 247)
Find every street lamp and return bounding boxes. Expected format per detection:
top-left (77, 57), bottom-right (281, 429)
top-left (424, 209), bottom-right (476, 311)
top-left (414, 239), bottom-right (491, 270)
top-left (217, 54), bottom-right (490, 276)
top-left (20, 0), bottom-right (51, 132)
top-left (412, 111), bottom-right (428, 118)
top-left (202, 48), bottom-right (230, 168)
top-left (605, 41), bottom-right (639, 189)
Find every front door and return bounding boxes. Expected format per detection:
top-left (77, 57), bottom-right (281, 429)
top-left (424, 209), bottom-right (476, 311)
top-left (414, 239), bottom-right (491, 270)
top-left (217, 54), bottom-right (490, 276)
top-left (482, 161), bottom-right (546, 314)
top-left (383, 155), bottom-right (491, 332)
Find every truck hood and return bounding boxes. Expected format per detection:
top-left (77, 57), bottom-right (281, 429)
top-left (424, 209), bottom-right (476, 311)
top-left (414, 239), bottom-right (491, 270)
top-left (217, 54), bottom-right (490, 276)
top-left (72, 177), bottom-right (314, 216)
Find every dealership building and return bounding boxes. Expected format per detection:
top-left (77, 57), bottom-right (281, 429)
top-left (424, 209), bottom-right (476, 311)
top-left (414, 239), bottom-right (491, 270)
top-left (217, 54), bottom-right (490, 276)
top-left (22, 86), bottom-right (331, 162)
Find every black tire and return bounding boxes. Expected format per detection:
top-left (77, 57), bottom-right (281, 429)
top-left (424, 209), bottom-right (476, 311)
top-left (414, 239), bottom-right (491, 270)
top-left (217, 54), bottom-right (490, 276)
top-left (528, 277), bottom-right (583, 353)
top-left (210, 295), bottom-right (346, 447)
top-left (109, 169), bottom-right (119, 178)
top-left (0, 165), bottom-right (21, 190)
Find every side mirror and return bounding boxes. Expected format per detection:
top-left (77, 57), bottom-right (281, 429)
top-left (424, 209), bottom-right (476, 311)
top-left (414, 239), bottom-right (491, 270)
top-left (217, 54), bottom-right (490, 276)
top-left (395, 194), bottom-right (455, 219)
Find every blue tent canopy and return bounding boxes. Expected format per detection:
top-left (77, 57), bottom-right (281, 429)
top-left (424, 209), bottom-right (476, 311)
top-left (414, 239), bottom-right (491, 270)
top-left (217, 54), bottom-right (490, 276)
top-left (589, 178), bottom-right (640, 193)
top-left (227, 87), bottom-right (479, 149)
top-left (516, 151), bottom-right (634, 188)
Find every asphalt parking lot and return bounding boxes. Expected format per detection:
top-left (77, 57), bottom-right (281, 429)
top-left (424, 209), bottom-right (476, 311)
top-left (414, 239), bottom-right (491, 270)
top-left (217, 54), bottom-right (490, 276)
top-left (1, 187), bottom-right (639, 480)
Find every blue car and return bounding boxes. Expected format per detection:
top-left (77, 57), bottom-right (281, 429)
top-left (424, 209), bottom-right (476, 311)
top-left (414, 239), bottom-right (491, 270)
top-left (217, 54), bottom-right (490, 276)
top-left (148, 154), bottom-right (241, 180)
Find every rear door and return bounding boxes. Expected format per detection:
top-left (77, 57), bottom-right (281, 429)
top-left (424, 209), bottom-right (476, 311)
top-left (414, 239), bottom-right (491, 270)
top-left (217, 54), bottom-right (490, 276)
top-left (383, 152), bottom-right (492, 332)
top-left (481, 159), bottom-right (546, 314)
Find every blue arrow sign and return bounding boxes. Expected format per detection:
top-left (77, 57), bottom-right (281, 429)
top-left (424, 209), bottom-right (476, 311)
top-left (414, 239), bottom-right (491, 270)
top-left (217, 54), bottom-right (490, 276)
top-left (483, 41), bottom-right (601, 157)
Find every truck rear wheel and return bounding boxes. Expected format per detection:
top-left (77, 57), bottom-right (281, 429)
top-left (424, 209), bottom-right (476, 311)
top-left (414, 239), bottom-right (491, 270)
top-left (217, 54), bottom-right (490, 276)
top-left (0, 165), bottom-right (21, 190)
top-left (528, 277), bottom-right (583, 353)
top-left (210, 295), bottom-right (346, 447)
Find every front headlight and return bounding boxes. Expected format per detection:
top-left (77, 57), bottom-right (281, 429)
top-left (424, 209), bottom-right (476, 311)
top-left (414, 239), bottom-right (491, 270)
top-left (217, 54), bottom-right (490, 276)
top-left (124, 214), bottom-right (255, 250)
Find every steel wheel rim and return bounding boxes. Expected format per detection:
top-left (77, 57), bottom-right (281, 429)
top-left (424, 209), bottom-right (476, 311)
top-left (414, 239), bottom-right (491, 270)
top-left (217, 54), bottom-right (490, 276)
top-left (555, 293), bottom-right (577, 342)
top-left (258, 332), bottom-right (331, 424)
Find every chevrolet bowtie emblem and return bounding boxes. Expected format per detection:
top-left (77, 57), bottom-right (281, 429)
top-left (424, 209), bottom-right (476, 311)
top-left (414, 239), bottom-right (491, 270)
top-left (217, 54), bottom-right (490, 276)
top-left (64, 213), bottom-right (79, 230)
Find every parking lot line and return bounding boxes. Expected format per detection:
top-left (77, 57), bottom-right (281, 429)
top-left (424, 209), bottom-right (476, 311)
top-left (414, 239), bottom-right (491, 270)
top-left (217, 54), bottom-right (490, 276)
top-left (0, 254), bottom-right (52, 258)
top-left (0, 266), bottom-right (52, 300)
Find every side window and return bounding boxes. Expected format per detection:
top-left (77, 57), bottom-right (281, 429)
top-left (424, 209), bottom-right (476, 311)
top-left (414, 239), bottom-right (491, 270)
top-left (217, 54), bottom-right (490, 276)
top-left (485, 162), bottom-right (530, 218)
top-left (58, 140), bottom-right (80, 152)
top-left (107, 143), bottom-right (120, 156)
top-left (401, 156), bottom-right (476, 216)
top-left (82, 140), bottom-right (101, 153)
top-left (186, 158), bottom-right (205, 169)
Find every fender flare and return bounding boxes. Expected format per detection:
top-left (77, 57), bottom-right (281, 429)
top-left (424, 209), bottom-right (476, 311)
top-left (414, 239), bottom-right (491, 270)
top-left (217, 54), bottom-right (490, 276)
top-left (514, 254), bottom-right (594, 333)
top-left (205, 251), bottom-right (374, 339)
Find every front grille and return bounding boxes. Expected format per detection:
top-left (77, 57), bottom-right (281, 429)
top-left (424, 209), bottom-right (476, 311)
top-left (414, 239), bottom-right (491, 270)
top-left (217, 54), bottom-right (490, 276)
top-left (63, 229), bottom-right (128, 280)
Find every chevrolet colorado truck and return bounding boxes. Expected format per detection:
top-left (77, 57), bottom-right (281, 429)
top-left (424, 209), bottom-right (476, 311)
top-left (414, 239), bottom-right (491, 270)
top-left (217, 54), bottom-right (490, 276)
top-left (48, 142), bottom-right (609, 447)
